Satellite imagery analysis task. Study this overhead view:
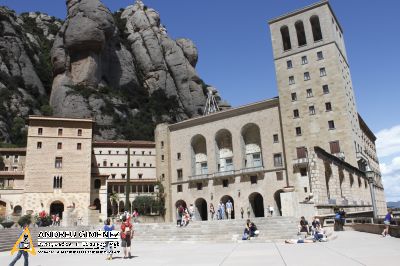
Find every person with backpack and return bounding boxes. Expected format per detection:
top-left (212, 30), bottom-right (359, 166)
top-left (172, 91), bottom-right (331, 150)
top-left (120, 216), bottom-right (133, 259)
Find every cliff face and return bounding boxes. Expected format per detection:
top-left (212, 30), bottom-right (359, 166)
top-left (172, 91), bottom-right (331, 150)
top-left (0, 8), bottom-right (62, 145)
top-left (0, 0), bottom-right (226, 143)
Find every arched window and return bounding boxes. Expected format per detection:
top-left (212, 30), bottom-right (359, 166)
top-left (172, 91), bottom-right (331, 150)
top-left (53, 176), bottom-right (56, 188)
top-left (295, 21), bottom-right (307, 46)
top-left (310, 15), bottom-right (323, 41)
top-left (280, 26), bottom-right (291, 51)
top-left (59, 177), bottom-right (62, 188)
top-left (56, 176), bottom-right (60, 188)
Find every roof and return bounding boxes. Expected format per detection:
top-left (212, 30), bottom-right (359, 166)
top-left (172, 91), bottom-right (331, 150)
top-left (0, 171), bottom-right (24, 177)
top-left (358, 114), bottom-right (377, 142)
top-left (169, 97), bottom-right (279, 131)
top-left (268, 0), bottom-right (344, 33)
top-left (0, 147), bottom-right (26, 153)
top-left (29, 115), bottom-right (94, 123)
top-left (92, 140), bottom-right (155, 148)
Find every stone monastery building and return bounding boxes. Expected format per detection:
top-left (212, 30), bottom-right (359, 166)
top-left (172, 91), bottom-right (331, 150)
top-left (0, 1), bottom-right (386, 224)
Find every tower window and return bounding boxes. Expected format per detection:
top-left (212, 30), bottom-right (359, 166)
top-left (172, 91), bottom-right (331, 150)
top-left (55, 157), bottom-right (62, 169)
top-left (330, 141), bottom-right (341, 154)
top-left (274, 154), bottom-right (283, 167)
top-left (306, 88), bottom-right (313, 97)
top-left (58, 129), bottom-right (63, 136)
top-left (310, 15), bottom-right (323, 42)
top-left (57, 142), bottom-right (62, 149)
top-left (222, 179), bottom-right (229, 188)
top-left (38, 128), bottom-right (43, 135)
top-left (328, 120), bottom-right (335, 130)
top-left (37, 142), bottom-right (42, 149)
top-left (320, 67), bottom-right (327, 77)
top-left (287, 60), bottom-right (293, 69)
top-left (77, 129), bottom-right (82, 136)
top-left (161, 141), bottom-right (164, 148)
top-left (177, 153), bottom-right (181, 160)
top-left (295, 21), bottom-right (307, 46)
top-left (138, 174), bottom-right (143, 179)
top-left (317, 51), bottom-right (324, 60)
top-left (177, 185), bottom-right (183, 193)
top-left (304, 72), bottom-right (310, 81)
top-left (77, 143), bottom-right (82, 150)
top-left (197, 183), bottom-right (203, 190)
top-left (291, 92), bottom-right (297, 101)
top-left (323, 85), bottom-right (330, 94)
top-left (250, 176), bottom-right (258, 184)
top-left (276, 171), bottom-right (284, 181)
top-left (309, 105), bottom-right (316, 115)
top-left (296, 127), bottom-right (302, 136)
top-left (280, 25), bottom-right (292, 51)
top-left (293, 109), bottom-right (299, 118)
top-left (325, 102), bottom-right (332, 111)
top-left (177, 169), bottom-right (183, 179)
top-left (273, 134), bottom-right (279, 143)
top-left (289, 76), bottom-right (295, 85)
top-left (301, 56), bottom-right (308, 65)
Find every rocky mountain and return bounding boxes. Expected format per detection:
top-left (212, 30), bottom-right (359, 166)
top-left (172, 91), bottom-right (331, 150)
top-left (0, 0), bottom-right (227, 144)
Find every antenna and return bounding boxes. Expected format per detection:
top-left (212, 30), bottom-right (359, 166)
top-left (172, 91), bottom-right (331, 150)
top-left (203, 88), bottom-right (220, 116)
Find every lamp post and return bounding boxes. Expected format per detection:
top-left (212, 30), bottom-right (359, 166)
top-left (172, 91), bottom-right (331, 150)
top-left (365, 165), bottom-right (377, 220)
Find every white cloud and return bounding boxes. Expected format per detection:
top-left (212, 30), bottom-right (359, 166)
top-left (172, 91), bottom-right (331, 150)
top-left (381, 156), bottom-right (400, 202)
top-left (376, 125), bottom-right (400, 158)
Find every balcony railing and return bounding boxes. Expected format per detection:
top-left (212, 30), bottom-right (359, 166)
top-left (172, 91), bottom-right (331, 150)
top-left (188, 173), bottom-right (210, 181)
top-left (292, 157), bottom-right (309, 166)
top-left (240, 166), bottom-right (264, 175)
top-left (213, 170), bottom-right (235, 178)
top-left (333, 152), bottom-right (345, 160)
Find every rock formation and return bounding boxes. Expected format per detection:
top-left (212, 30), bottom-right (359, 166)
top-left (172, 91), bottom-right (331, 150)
top-left (0, 0), bottom-right (227, 143)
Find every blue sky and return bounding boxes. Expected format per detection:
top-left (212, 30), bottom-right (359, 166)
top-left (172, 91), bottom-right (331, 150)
top-left (2, 0), bottom-right (400, 201)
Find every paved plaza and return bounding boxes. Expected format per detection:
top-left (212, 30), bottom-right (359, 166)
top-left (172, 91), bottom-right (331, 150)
top-left (0, 231), bottom-right (399, 266)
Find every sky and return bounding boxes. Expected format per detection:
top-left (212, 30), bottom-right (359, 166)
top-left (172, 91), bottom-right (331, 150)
top-left (2, 0), bottom-right (400, 202)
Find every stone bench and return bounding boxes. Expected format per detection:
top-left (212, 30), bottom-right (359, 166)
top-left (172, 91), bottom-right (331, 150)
top-left (351, 223), bottom-right (400, 238)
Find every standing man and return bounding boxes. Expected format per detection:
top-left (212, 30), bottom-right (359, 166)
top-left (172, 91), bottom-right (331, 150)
top-left (120, 216), bottom-right (133, 259)
top-left (269, 205), bottom-right (274, 217)
top-left (189, 204), bottom-right (195, 221)
top-left (220, 201), bottom-right (226, 220)
top-left (226, 200), bottom-right (233, 220)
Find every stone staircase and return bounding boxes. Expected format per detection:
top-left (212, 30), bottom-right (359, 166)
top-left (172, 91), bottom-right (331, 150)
top-left (0, 217), bottom-right (298, 251)
top-left (130, 217), bottom-right (299, 243)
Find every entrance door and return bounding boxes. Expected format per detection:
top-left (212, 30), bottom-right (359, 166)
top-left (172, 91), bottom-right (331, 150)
top-left (50, 201), bottom-right (65, 219)
top-left (249, 192), bottom-right (264, 217)
top-left (195, 198), bottom-right (208, 221)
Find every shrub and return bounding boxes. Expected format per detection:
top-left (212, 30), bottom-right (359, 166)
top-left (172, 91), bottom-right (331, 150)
top-left (18, 214), bottom-right (32, 227)
top-left (40, 105), bottom-right (53, 116)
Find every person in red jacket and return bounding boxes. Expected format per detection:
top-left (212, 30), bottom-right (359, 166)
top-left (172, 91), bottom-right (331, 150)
top-left (120, 216), bottom-right (133, 259)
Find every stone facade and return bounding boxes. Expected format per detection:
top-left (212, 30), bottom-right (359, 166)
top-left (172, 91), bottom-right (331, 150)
top-left (155, 1), bottom-right (386, 222)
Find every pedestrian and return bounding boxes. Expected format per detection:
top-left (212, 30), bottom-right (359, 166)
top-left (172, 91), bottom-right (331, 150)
top-left (52, 214), bottom-right (56, 226)
top-left (226, 200), bottom-right (233, 220)
top-left (103, 218), bottom-right (115, 260)
top-left (9, 223), bottom-right (29, 266)
top-left (247, 206), bottom-right (251, 218)
top-left (269, 205), bottom-right (274, 217)
top-left (240, 207), bottom-right (244, 219)
top-left (176, 206), bottom-right (183, 226)
top-left (209, 203), bottom-right (215, 220)
top-left (382, 209), bottom-right (394, 237)
top-left (132, 208), bottom-right (139, 223)
top-left (120, 216), bottom-right (133, 259)
top-left (189, 204), bottom-right (195, 221)
top-left (220, 201), bottom-right (225, 220)
top-left (217, 202), bottom-right (222, 220)
top-left (55, 214), bottom-right (60, 226)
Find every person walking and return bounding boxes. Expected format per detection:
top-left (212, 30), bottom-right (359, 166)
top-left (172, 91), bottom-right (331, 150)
top-left (209, 203), bottom-right (215, 220)
top-left (9, 223), bottom-right (29, 266)
top-left (382, 209), bottom-right (394, 237)
top-left (189, 204), bottom-right (195, 221)
top-left (226, 200), bottom-right (233, 220)
top-left (220, 201), bottom-right (226, 220)
top-left (240, 207), bottom-right (244, 219)
top-left (103, 218), bottom-right (115, 260)
top-left (269, 205), bottom-right (274, 217)
top-left (120, 216), bottom-right (133, 259)
top-left (176, 206), bottom-right (184, 226)
top-left (247, 206), bottom-right (251, 218)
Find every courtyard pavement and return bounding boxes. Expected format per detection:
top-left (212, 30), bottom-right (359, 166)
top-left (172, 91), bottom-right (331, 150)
top-left (0, 231), bottom-right (398, 266)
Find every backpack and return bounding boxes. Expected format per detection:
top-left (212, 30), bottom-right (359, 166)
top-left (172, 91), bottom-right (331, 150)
top-left (120, 222), bottom-right (131, 239)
